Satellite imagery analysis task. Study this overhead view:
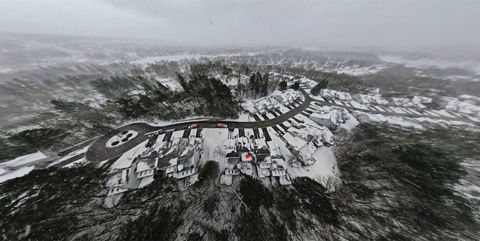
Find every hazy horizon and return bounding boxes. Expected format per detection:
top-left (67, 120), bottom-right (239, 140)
top-left (0, 0), bottom-right (479, 56)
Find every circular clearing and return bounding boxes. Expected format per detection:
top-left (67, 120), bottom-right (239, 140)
top-left (106, 130), bottom-right (138, 148)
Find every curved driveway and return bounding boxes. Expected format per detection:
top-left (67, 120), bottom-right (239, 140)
top-left (85, 89), bottom-right (312, 162)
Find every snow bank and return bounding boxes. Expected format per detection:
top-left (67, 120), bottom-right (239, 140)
top-left (2, 151), bottom-right (47, 168)
top-left (0, 166), bottom-right (35, 183)
top-left (47, 146), bottom-right (89, 167)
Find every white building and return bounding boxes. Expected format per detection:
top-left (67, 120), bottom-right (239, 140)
top-left (353, 94), bottom-right (389, 105)
top-left (320, 89), bottom-right (352, 101)
top-left (310, 112), bottom-right (338, 127)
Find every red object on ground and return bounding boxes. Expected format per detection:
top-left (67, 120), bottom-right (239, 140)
top-left (245, 153), bottom-right (250, 159)
top-left (216, 123), bottom-right (228, 128)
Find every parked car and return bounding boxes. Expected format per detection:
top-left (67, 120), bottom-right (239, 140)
top-left (216, 123), bottom-right (228, 128)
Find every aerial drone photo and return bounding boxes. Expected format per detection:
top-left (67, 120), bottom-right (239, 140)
top-left (1, 0), bottom-right (480, 240)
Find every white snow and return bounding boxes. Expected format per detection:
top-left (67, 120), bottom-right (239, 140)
top-left (201, 128), bottom-right (229, 170)
top-left (64, 157), bottom-right (87, 168)
top-left (431, 110), bottom-right (456, 118)
top-left (332, 64), bottom-right (386, 76)
top-left (0, 166), bottom-right (35, 183)
top-left (138, 176), bottom-right (154, 188)
top-left (414, 117), bottom-right (475, 128)
top-left (111, 140), bottom-right (149, 170)
top-left (443, 97), bottom-right (480, 116)
top-left (288, 147), bottom-right (337, 182)
top-left (155, 77), bottom-right (182, 92)
top-left (354, 111), bottom-right (424, 130)
top-left (424, 110), bottom-right (441, 117)
top-left (1, 151), bottom-right (47, 168)
top-left (349, 100), bottom-right (369, 110)
top-left (223, 112), bottom-right (255, 122)
top-left (320, 89), bottom-right (352, 101)
top-left (47, 145), bottom-right (89, 167)
top-left (340, 114), bottom-right (359, 131)
top-left (379, 55), bottom-right (480, 74)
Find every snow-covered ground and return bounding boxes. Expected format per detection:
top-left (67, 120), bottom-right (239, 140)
top-left (0, 151), bottom-right (47, 183)
top-left (443, 97), bottom-right (480, 116)
top-left (223, 112), bottom-right (255, 122)
top-left (354, 111), bottom-right (424, 130)
top-left (1, 151), bottom-right (47, 168)
top-left (455, 159), bottom-right (480, 211)
top-left (47, 146), bottom-right (89, 167)
top-left (330, 64), bottom-right (386, 76)
top-left (110, 140), bottom-right (149, 170)
top-left (414, 117), bottom-right (475, 128)
top-left (288, 147), bottom-right (337, 184)
top-left (0, 165), bottom-right (35, 183)
top-left (379, 55), bottom-right (480, 75)
top-left (201, 128), bottom-right (229, 170)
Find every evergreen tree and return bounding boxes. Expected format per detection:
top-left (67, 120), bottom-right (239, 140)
top-left (311, 79), bottom-right (329, 95)
top-left (177, 73), bottom-right (189, 93)
top-left (291, 81), bottom-right (300, 90)
top-left (279, 80), bottom-right (287, 91)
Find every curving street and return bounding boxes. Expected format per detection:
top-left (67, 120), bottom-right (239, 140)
top-left (85, 89), bottom-right (313, 162)
top-left (84, 87), bottom-right (479, 163)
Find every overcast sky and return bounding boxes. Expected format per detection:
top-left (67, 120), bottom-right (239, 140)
top-left (0, 0), bottom-right (479, 52)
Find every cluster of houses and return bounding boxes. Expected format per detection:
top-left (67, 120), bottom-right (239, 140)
top-left (319, 88), bottom-right (435, 111)
top-left (253, 89), bottom-right (301, 114)
top-left (443, 96), bottom-right (480, 116)
top-left (220, 132), bottom-right (292, 186)
top-left (106, 132), bottom-right (202, 196)
top-left (390, 97), bottom-right (431, 108)
top-left (353, 111), bottom-right (424, 130)
top-left (284, 123), bottom-right (335, 166)
top-left (271, 72), bottom-right (297, 86)
top-left (299, 77), bottom-right (318, 89)
top-left (353, 94), bottom-right (389, 105)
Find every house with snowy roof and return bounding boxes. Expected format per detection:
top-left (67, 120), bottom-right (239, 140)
top-left (320, 89), bottom-right (352, 101)
top-left (132, 152), bottom-right (158, 188)
top-left (106, 169), bottom-right (130, 196)
top-left (310, 111), bottom-right (338, 127)
top-left (353, 94), bottom-right (389, 105)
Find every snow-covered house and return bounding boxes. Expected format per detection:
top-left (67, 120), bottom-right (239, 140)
top-left (289, 124), bottom-right (334, 146)
top-left (299, 77), bottom-right (318, 89)
top-left (297, 142), bottom-right (318, 166)
top-left (412, 96), bottom-right (432, 105)
top-left (253, 96), bottom-right (279, 114)
top-left (310, 107), bottom-right (350, 128)
top-left (172, 138), bottom-right (202, 179)
top-left (353, 94), bottom-right (389, 105)
top-left (320, 89), bottom-right (352, 101)
top-left (310, 112), bottom-right (338, 127)
top-left (132, 153), bottom-right (158, 188)
top-left (271, 89), bottom-right (301, 106)
top-left (155, 136), bottom-right (202, 180)
top-left (106, 169), bottom-right (129, 196)
top-left (389, 97), bottom-right (417, 107)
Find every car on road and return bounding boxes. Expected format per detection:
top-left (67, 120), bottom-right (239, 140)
top-left (216, 123), bottom-right (228, 128)
top-left (189, 123), bottom-right (198, 129)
